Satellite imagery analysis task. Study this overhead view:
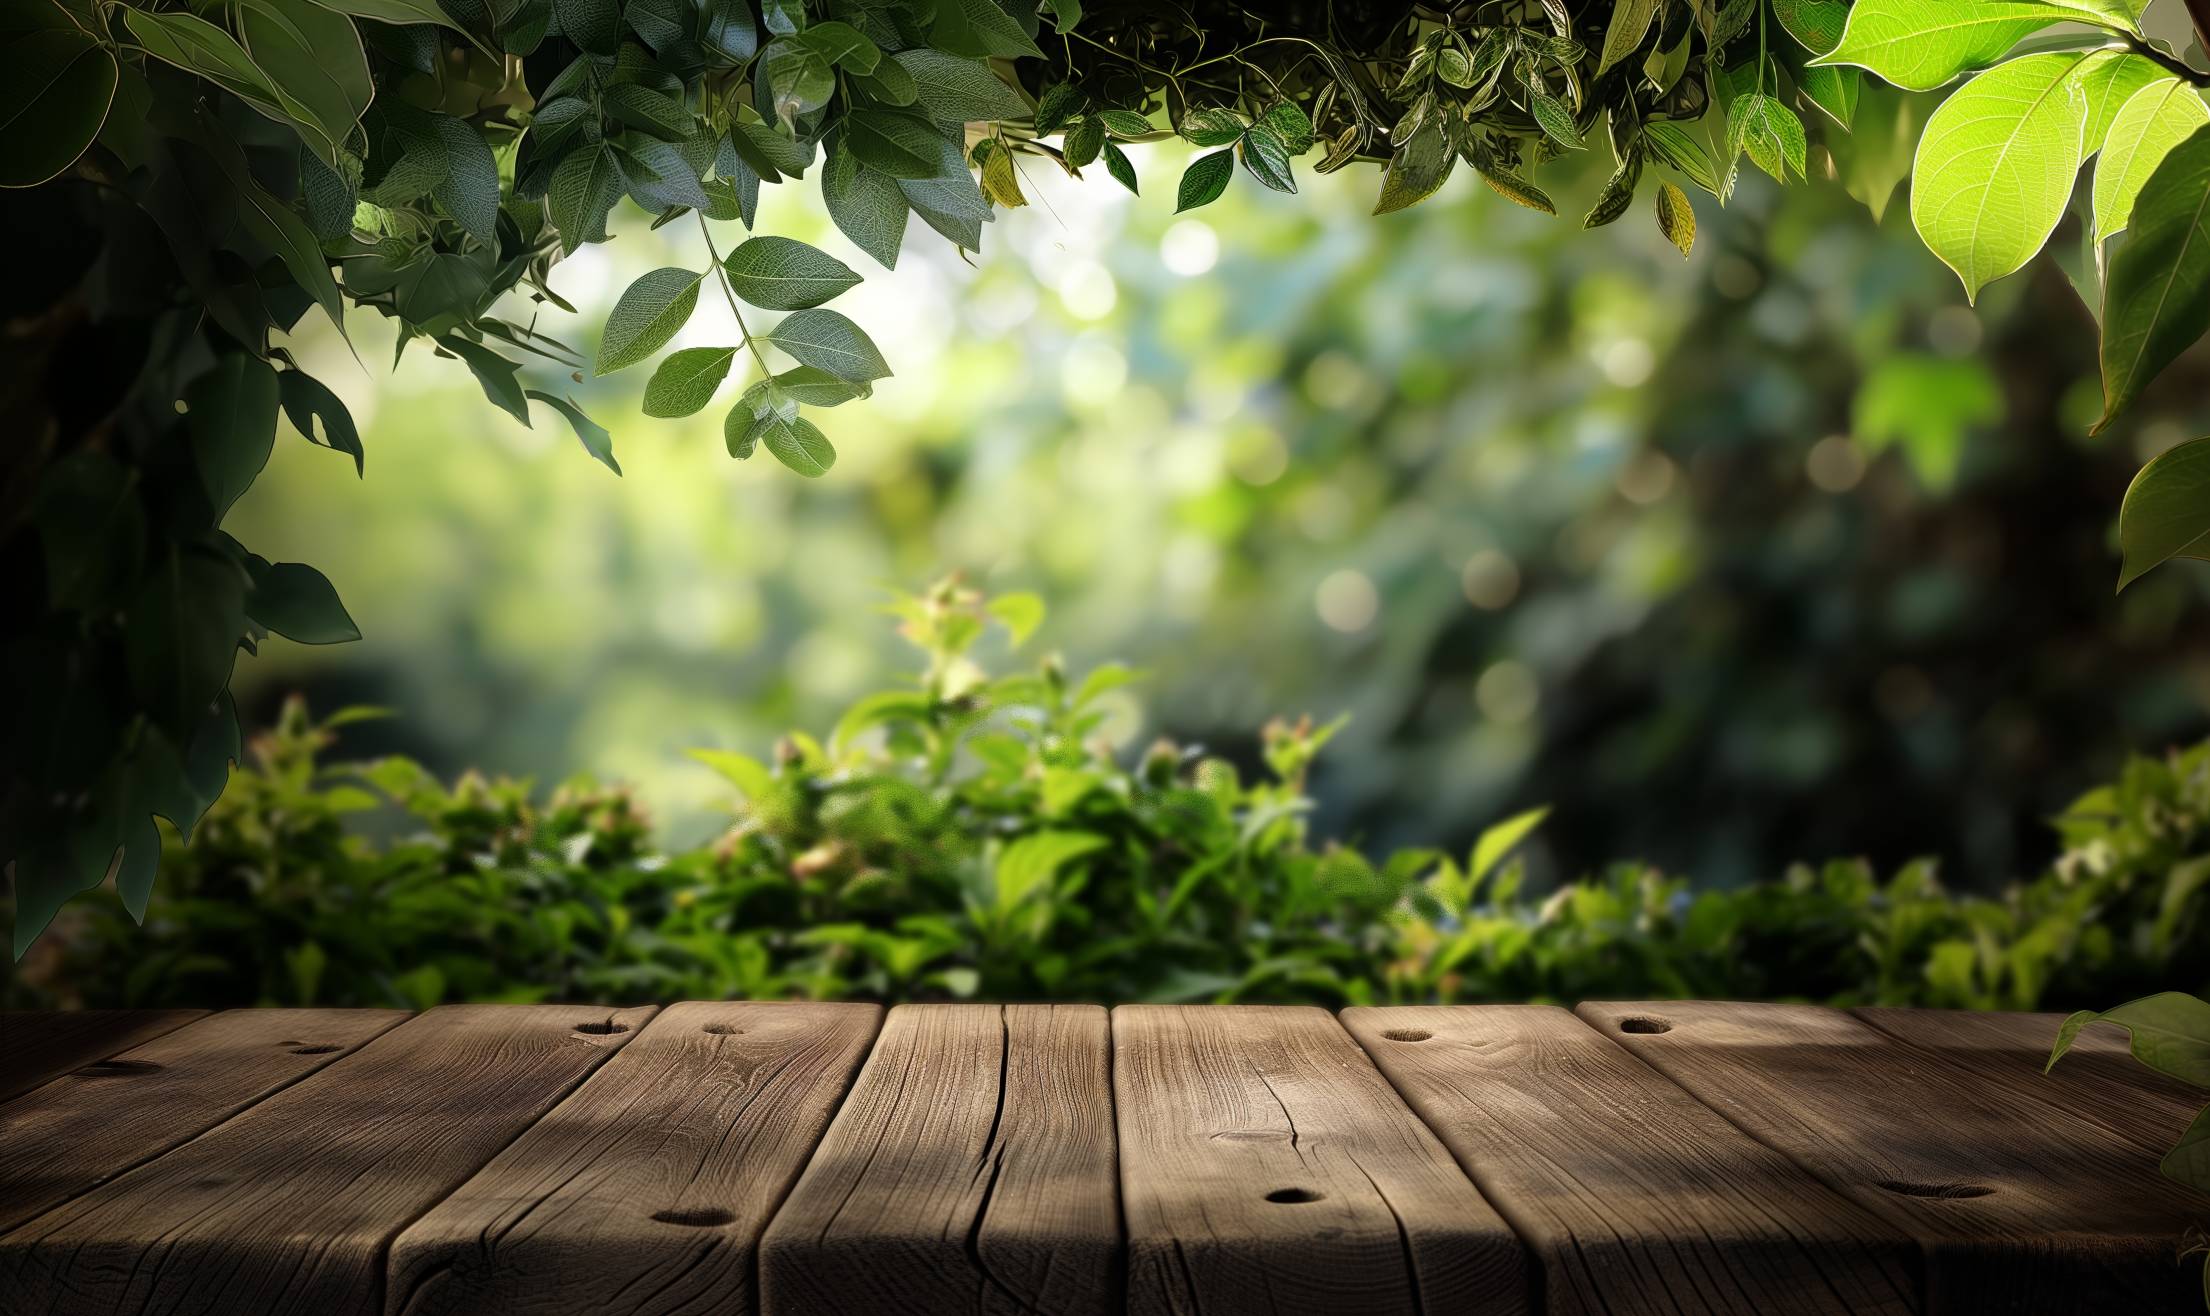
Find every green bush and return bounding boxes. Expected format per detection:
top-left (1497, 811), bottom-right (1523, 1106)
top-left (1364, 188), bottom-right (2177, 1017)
top-left (9, 580), bottom-right (2207, 1012)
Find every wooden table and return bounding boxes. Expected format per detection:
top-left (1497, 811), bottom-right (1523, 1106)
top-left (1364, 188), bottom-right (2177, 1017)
top-left (2, 1002), bottom-right (2203, 1314)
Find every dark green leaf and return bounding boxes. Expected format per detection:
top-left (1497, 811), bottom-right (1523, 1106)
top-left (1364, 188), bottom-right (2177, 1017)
top-left (604, 84), bottom-right (694, 141)
top-left (188, 355), bottom-right (281, 523)
top-left (1180, 107), bottom-right (1244, 147)
top-left (1238, 124), bottom-right (1294, 192)
top-left (773, 364), bottom-right (873, 406)
top-left (642, 345), bottom-right (738, 417)
top-left (595, 267), bottom-right (703, 375)
top-left (1064, 118), bottom-right (1105, 170)
top-left (762, 36), bottom-right (835, 127)
top-left (278, 370), bottom-right (364, 475)
top-left (2116, 436), bottom-right (2210, 588)
top-left (762, 307), bottom-right (892, 381)
top-left (527, 390), bottom-right (621, 473)
top-left (1101, 139), bottom-right (1137, 194)
top-left (800, 20), bottom-right (879, 73)
top-left (237, 0), bottom-right (375, 165)
top-left (549, 145), bottom-right (623, 253)
top-left (822, 147), bottom-right (909, 268)
top-left (128, 545), bottom-right (247, 740)
top-left (752, 410), bottom-right (837, 475)
top-left (1176, 149), bottom-right (1233, 212)
top-left (723, 235), bottom-right (863, 309)
top-left (248, 560), bottom-right (359, 643)
top-left (1373, 123), bottom-right (1453, 215)
top-left (439, 336), bottom-right (531, 424)
top-left (2101, 125), bottom-right (2210, 428)
top-left (0, 6), bottom-right (117, 188)
top-left (844, 109), bottom-right (945, 177)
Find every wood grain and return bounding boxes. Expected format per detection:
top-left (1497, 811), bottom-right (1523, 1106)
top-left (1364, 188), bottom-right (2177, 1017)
top-left (388, 1001), bottom-right (880, 1316)
top-left (1855, 1006), bottom-right (2206, 1158)
top-left (1114, 1004), bottom-right (1530, 1316)
top-left (0, 1003), bottom-right (653, 1316)
top-left (759, 1003), bottom-right (1118, 1316)
top-left (0, 1009), bottom-right (205, 1101)
top-left (1581, 1000), bottom-right (2208, 1313)
top-left (1342, 1005), bottom-right (1918, 1315)
top-left (0, 1007), bottom-right (407, 1233)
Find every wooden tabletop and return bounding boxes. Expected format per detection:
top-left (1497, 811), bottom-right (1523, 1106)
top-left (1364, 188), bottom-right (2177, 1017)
top-left (1, 1002), bottom-right (2202, 1315)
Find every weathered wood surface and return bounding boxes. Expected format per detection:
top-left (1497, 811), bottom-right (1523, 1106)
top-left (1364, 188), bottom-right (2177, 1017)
top-left (0, 1003), bottom-right (654, 1316)
top-left (1856, 1005), bottom-right (2207, 1158)
top-left (1581, 999), bottom-right (2208, 1313)
top-left (1114, 1004), bottom-right (1529, 1316)
top-left (1343, 1005), bottom-right (1919, 1315)
top-left (0, 1007), bottom-right (407, 1233)
top-left (759, 1003), bottom-right (1120, 1315)
top-left (389, 1002), bottom-right (880, 1316)
top-left (3, 1001), bottom-right (2203, 1315)
top-left (0, 1008), bottom-right (205, 1101)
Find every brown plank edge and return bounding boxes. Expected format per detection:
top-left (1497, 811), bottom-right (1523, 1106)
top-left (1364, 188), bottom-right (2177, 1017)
top-left (759, 1003), bottom-right (1119, 1315)
top-left (1854, 1006), bottom-right (2206, 1160)
top-left (388, 1001), bottom-right (881, 1316)
top-left (1114, 1004), bottom-right (1531, 1316)
top-left (1343, 1005), bottom-right (1918, 1315)
top-left (1581, 1000), bottom-right (2207, 1314)
top-left (0, 1007), bottom-right (408, 1234)
top-left (0, 1003), bottom-right (654, 1316)
top-left (0, 1009), bottom-right (207, 1102)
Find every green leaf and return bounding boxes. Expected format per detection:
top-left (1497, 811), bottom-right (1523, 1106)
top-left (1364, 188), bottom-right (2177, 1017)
top-left (2073, 51), bottom-right (2164, 156)
top-left (2050, 992), bottom-right (2210, 1087)
top-left (1655, 180), bottom-right (1696, 256)
top-left (898, 134), bottom-right (992, 248)
top-left (237, 0), bottom-right (374, 166)
top-left (892, 48), bottom-right (1028, 121)
top-left (1828, 80), bottom-right (1931, 220)
top-left (1799, 65), bottom-right (1861, 130)
top-left (306, 0), bottom-right (466, 31)
top-left (762, 36), bottom-right (835, 127)
top-left (751, 410), bottom-right (837, 475)
top-left (851, 58), bottom-right (918, 107)
top-left (551, 0), bottom-right (619, 54)
top-left (2114, 436), bottom-right (2210, 588)
top-left (1175, 149), bottom-right (1233, 211)
top-left (935, 0), bottom-right (1042, 60)
top-left (1064, 118), bottom-right (1104, 171)
top-left (722, 235), bottom-right (861, 309)
top-left (1816, 0), bottom-right (2123, 92)
top-left (1258, 101), bottom-right (1314, 154)
top-left (1033, 83), bottom-right (1083, 135)
top-left (0, 4), bottom-right (117, 188)
top-left (1373, 123), bottom-right (1453, 214)
top-left (772, 365), bottom-right (872, 406)
top-left (642, 345), bottom-right (738, 417)
top-left (1529, 92), bottom-right (1584, 150)
top-left (604, 84), bottom-right (694, 141)
top-left (1773, 0), bottom-right (1850, 54)
top-left (1237, 124), bottom-right (1295, 192)
top-left (188, 355), bottom-right (281, 522)
top-left (800, 20), bottom-right (879, 74)
top-left (1852, 354), bottom-right (2002, 489)
top-left (548, 145), bottom-right (623, 253)
top-left (1910, 52), bottom-right (2089, 303)
top-left (843, 109), bottom-right (944, 178)
top-left (1598, 0), bottom-right (1660, 74)
top-left (1098, 109), bottom-right (1151, 137)
top-left (1180, 107), bottom-right (1245, 147)
top-left (987, 591), bottom-right (1045, 644)
top-left (1728, 91), bottom-right (1808, 183)
top-left (1470, 806), bottom-right (1549, 882)
top-left (527, 390), bottom-right (620, 474)
top-left (2099, 124), bottom-right (2210, 425)
top-left (2094, 80), bottom-right (2209, 242)
top-left (1644, 120), bottom-right (1723, 196)
top-left (427, 113), bottom-right (499, 245)
top-left (439, 336), bottom-right (529, 424)
top-left (1101, 139), bottom-right (1137, 193)
top-left (2162, 1106), bottom-right (2210, 1193)
top-left (248, 560), bottom-right (359, 643)
top-left (761, 308), bottom-right (892, 381)
top-left (1583, 147), bottom-right (1643, 228)
top-left (122, 10), bottom-right (287, 126)
top-left (685, 747), bottom-right (775, 798)
top-left (595, 267), bottom-right (703, 374)
top-left (821, 148), bottom-right (909, 268)
top-left (278, 371), bottom-right (364, 475)
top-left (128, 545), bottom-right (247, 741)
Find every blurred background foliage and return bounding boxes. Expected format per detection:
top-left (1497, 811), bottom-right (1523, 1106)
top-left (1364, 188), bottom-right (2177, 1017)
top-left (226, 134), bottom-right (2210, 894)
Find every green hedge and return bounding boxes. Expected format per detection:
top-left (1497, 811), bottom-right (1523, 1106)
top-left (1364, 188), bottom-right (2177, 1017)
top-left (9, 581), bottom-right (2208, 1011)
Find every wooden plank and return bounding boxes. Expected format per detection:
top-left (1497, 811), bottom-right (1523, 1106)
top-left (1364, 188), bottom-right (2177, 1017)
top-left (388, 1001), bottom-right (881, 1316)
top-left (1856, 1006), bottom-right (2205, 1158)
top-left (0, 1007), bottom-right (408, 1234)
top-left (1114, 1004), bottom-right (1530, 1316)
top-left (0, 1009), bottom-right (206, 1101)
top-left (1580, 1000), bottom-right (2207, 1313)
top-left (758, 1003), bottom-right (1117, 1316)
top-left (1342, 1005), bottom-right (1919, 1315)
top-left (0, 1003), bottom-right (653, 1316)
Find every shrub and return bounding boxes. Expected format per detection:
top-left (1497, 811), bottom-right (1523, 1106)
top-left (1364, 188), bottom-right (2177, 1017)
top-left (8, 580), bottom-right (2207, 1012)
